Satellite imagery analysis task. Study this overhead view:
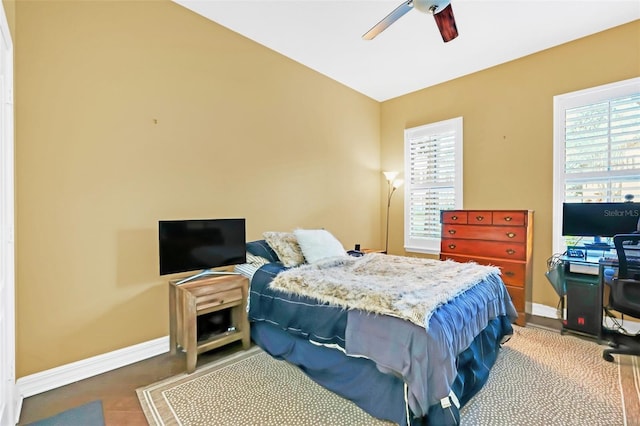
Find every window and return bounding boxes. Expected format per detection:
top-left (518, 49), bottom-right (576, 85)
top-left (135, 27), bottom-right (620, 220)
top-left (404, 117), bottom-right (463, 254)
top-left (553, 77), bottom-right (640, 253)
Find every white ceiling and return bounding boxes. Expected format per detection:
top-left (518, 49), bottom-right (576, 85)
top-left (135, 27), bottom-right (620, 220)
top-left (173, 0), bottom-right (640, 101)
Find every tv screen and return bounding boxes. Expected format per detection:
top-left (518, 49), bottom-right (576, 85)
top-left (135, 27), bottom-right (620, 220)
top-left (159, 218), bottom-right (246, 276)
top-left (562, 203), bottom-right (640, 237)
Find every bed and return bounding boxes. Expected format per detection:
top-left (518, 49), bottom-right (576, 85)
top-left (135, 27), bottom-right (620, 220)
top-left (236, 233), bottom-right (517, 426)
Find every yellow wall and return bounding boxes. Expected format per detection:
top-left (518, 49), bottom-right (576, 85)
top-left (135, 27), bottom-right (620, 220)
top-left (14, 0), bottom-right (380, 377)
top-left (13, 0), bottom-right (640, 378)
top-left (381, 20), bottom-right (640, 309)
top-left (3, 0), bottom-right (14, 37)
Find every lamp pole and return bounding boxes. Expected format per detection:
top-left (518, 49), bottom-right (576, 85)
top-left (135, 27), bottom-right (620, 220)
top-left (383, 171), bottom-right (403, 254)
top-left (385, 182), bottom-right (395, 254)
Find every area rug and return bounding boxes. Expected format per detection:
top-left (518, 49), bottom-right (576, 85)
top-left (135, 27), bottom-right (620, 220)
top-left (459, 326), bottom-right (632, 425)
top-left (26, 400), bottom-right (104, 426)
top-left (137, 326), bottom-right (636, 425)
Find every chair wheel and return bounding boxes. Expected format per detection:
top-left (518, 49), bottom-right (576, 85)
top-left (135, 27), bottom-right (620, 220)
top-left (603, 352), bottom-right (614, 362)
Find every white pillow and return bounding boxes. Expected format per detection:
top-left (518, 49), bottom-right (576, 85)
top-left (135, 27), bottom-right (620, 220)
top-left (293, 229), bottom-right (347, 263)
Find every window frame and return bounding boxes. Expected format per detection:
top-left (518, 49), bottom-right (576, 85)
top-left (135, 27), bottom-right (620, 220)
top-left (552, 77), bottom-right (640, 254)
top-left (403, 117), bottom-right (463, 255)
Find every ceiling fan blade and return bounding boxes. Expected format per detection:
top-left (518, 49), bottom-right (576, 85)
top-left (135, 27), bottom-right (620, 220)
top-left (362, 0), bottom-right (414, 40)
top-left (433, 2), bottom-right (458, 42)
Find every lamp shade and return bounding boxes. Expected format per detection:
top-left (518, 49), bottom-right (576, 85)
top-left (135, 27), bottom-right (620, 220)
top-left (383, 171), bottom-right (399, 182)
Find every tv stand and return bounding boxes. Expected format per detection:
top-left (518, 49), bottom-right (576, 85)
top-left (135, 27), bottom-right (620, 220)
top-left (176, 269), bottom-right (240, 285)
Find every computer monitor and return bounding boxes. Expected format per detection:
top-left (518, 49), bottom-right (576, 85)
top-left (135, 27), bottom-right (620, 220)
top-left (562, 202), bottom-right (640, 237)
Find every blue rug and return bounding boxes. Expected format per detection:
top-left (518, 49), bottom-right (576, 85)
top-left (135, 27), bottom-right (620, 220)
top-left (27, 400), bottom-right (105, 426)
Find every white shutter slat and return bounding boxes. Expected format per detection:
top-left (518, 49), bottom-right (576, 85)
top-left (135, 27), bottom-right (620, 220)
top-left (565, 92), bottom-right (640, 181)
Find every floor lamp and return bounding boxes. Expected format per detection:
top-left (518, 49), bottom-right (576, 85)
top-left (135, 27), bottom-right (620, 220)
top-left (383, 171), bottom-right (403, 254)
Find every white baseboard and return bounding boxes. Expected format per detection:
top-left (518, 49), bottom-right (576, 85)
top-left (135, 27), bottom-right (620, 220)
top-left (531, 302), bottom-right (640, 334)
top-left (16, 336), bottom-right (169, 399)
top-left (13, 386), bottom-right (22, 426)
top-left (532, 302), bottom-right (561, 319)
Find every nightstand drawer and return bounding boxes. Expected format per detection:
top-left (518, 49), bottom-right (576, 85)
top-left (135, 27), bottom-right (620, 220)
top-left (196, 288), bottom-right (243, 313)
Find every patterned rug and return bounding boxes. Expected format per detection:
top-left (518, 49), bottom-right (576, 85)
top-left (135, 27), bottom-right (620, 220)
top-left (460, 326), bottom-right (635, 425)
top-left (137, 326), bottom-right (638, 425)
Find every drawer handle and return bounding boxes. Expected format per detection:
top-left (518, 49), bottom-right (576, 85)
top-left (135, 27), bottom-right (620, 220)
top-left (475, 215), bottom-right (485, 221)
top-left (448, 229), bottom-right (456, 235)
top-left (506, 232), bottom-right (516, 238)
top-left (448, 244), bottom-right (456, 250)
top-left (506, 249), bottom-right (516, 255)
top-left (505, 271), bottom-right (515, 277)
top-left (504, 216), bottom-right (513, 222)
top-left (451, 215), bottom-right (458, 220)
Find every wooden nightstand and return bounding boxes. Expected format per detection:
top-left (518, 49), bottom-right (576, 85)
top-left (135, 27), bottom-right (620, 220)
top-left (169, 274), bottom-right (250, 373)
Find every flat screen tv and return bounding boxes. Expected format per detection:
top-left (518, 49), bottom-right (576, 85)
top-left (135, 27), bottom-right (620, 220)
top-left (159, 218), bottom-right (246, 282)
top-left (562, 202), bottom-right (640, 238)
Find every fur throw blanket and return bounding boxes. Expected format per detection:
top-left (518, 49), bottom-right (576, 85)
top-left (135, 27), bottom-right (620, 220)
top-left (269, 253), bottom-right (500, 329)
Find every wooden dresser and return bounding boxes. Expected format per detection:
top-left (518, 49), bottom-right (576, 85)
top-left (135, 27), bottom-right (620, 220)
top-left (439, 210), bottom-right (533, 326)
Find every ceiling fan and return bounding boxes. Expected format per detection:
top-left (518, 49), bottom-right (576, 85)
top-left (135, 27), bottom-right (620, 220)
top-left (363, 0), bottom-right (459, 43)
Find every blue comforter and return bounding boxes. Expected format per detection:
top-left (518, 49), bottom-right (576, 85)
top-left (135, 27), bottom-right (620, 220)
top-left (249, 263), bottom-right (348, 346)
top-left (248, 260), bottom-right (517, 424)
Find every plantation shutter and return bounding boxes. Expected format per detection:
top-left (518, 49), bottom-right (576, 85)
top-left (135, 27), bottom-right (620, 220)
top-left (404, 117), bottom-right (463, 254)
top-left (564, 92), bottom-right (640, 203)
top-left (553, 77), bottom-right (640, 254)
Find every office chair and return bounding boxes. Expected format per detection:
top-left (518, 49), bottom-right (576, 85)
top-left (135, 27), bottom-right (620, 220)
top-left (603, 233), bottom-right (640, 362)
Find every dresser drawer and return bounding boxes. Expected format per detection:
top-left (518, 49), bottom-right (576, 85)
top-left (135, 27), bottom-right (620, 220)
top-left (505, 285), bottom-right (525, 313)
top-left (442, 224), bottom-right (526, 243)
top-left (468, 211), bottom-right (526, 226)
top-left (468, 211), bottom-right (492, 225)
top-left (493, 211), bottom-right (526, 226)
top-left (441, 211), bottom-right (468, 224)
top-left (441, 238), bottom-right (527, 261)
top-left (440, 254), bottom-right (525, 287)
